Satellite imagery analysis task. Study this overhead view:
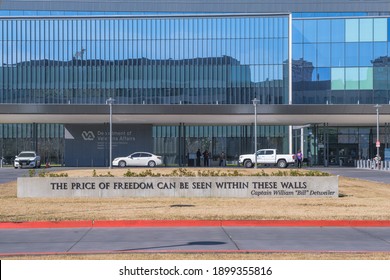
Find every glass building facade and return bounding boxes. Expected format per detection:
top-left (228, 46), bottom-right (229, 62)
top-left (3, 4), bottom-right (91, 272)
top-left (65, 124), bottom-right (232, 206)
top-left (291, 16), bottom-right (390, 166)
top-left (293, 16), bottom-right (390, 104)
top-left (0, 13), bottom-right (290, 165)
top-left (0, 3), bottom-right (390, 167)
top-left (0, 14), bottom-right (289, 105)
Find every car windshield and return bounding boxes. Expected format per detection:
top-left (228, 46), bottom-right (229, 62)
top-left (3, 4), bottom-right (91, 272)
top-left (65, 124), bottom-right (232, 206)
top-left (18, 153), bottom-right (35, 157)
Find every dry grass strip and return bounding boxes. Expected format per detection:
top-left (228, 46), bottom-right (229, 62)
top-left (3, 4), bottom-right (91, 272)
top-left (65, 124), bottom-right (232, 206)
top-left (1, 168), bottom-right (390, 222)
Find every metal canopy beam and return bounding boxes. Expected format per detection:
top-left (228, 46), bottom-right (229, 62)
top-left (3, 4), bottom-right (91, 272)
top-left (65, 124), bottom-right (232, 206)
top-left (0, 104), bottom-right (389, 126)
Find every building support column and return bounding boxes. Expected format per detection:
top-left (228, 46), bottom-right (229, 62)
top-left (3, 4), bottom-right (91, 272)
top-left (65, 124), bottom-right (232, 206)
top-left (183, 123), bottom-right (186, 166)
top-left (178, 123), bottom-right (186, 167)
top-left (33, 123), bottom-right (38, 152)
top-left (289, 125), bottom-right (293, 154)
top-left (323, 123), bottom-right (329, 167)
top-left (178, 123), bottom-right (182, 167)
top-left (385, 122), bottom-right (389, 161)
top-left (300, 127), bottom-right (304, 155)
top-left (313, 124), bottom-right (318, 166)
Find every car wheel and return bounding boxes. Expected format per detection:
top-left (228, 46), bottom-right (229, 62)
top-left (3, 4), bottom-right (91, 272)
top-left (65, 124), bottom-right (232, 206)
top-left (119, 160), bottom-right (126, 167)
top-left (277, 159), bottom-right (287, 168)
top-left (244, 160), bottom-right (253, 168)
top-left (148, 160), bottom-right (156, 167)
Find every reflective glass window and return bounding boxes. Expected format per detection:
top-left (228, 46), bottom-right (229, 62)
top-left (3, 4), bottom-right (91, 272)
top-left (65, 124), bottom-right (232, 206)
top-left (331, 43), bottom-right (345, 67)
top-left (331, 68), bottom-right (345, 90)
top-left (373, 66), bottom-right (388, 90)
top-left (346, 19), bottom-right (359, 42)
top-left (294, 44), bottom-right (303, 60)
top-left (345, 67), bottom-right (359, 90)
top-left (317, 43), bottom-right (331, 67)
top-left (283, 38), bottom-right (288, 61)
top-left (359, 67), bottom-right (373, 90)
top-left (359, 42), bottom-right (374, 67)
top-left (331, 19), bottom-right (345, 43)
top-left (360, 18), bottom-right (373, 42)
top-left (303, 20), bottom-right (316, 43)
top-left (263, 17), bottom-right (270, 38)
top-left (373, 42), bottom-right (387, 60)
top-left (292, 20), bottom-right (303, 43)
top-left (345, 43), bottom-right (359, 67)
top-left (317, 20), bottom-right (330, 43)
top-left (304, 44), bottom-right (316, 66)
top-left (373, 18), bottom-right (387, 42)
top-left (316, 67), bottom-right (331, 81)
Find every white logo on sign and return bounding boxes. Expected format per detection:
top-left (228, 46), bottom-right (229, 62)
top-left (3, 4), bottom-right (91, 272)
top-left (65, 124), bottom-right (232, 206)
top-left (82, 131), bottom-right (95, 141)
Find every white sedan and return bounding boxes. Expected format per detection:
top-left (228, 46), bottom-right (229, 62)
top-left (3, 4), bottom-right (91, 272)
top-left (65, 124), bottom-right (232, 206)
top-left (112, 152), bottom-right (163, 167)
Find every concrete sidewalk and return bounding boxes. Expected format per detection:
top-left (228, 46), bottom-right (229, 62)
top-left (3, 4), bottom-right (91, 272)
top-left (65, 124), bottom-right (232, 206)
top-left (0, 220), bottom-right (390, 256)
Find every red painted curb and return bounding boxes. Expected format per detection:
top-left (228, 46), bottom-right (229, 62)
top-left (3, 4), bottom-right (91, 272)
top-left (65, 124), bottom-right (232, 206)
top-left (1, 220), bottom-right (390, 229)
top-left (221, 220), bottom-right (390, 227)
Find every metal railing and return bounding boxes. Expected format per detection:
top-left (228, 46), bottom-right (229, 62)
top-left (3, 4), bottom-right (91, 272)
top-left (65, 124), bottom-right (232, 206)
top-left (356, 159), bottom-right (390, 170)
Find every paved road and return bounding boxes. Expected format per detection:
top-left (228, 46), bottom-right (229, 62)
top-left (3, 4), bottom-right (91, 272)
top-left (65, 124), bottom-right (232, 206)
top-left (309, 167), bottom-right (390, 184)
top-left (0, 167), bottom-right (30, 184)
top-left (0, 226), bottom-right (389, 256)
top-left (0, 166), bottom-right (85, 184)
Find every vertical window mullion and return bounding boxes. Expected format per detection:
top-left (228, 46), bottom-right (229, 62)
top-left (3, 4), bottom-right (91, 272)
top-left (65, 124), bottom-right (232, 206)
top-left (6, 20), bottom-right (9, 102)
top-left (0, 20), bottom-right (2, 102)
top-left (129, 18), bottom-right (132, 104)
top-left (29, 19), bottom-right (33, 103)
top-left (59, 20), bottom-right (62, 103)
top-left (42, 19), bottom-right (45, 103)
top-left (125, 19), bottom-right (128, 104)
top-left (99, 19), bottom-right (102, 103)
top-left (80, 19), bottom-right (83, 103)
top-left (14, 20), bottom-right (18, 103)
top-left (135, 19), bottom-right (139, 103)
top-left (10, 20), bottom-right (14, 103)
top-left (101, 19), bottom-right (105, 103)
top-left (37, 19), bottom-right (41, 103)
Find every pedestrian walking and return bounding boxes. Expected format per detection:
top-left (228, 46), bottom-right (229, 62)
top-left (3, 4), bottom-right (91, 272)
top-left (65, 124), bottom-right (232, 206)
top-left (203, 149), bottom-right (210, 167)
top-left (219, 151), bottom-right (226, 167)
top-left (296, 149), bottom-right (303, 168)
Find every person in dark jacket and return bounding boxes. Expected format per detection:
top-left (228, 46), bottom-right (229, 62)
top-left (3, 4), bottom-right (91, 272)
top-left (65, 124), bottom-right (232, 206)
top-left (219, 151), bottom-right (226, 167)
top-left (196, 149), bottom-right (201, 167)
top-left (203, 149), bottom-right (210, 167)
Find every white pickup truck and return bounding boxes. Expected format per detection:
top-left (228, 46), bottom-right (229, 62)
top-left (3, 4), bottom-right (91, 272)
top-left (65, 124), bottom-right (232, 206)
top-left (14, 151), bottom-right (41, 169)
top-left (239, 149), bottom-right (296, 168)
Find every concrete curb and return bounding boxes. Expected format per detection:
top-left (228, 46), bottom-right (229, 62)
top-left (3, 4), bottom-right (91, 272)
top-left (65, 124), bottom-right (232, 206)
top-left (1, 220), bottom-right (390, 229)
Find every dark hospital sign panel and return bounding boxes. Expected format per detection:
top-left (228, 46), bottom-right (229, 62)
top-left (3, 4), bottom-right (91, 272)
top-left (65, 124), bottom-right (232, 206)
top-left (64, 124), bottom-right (153, 167)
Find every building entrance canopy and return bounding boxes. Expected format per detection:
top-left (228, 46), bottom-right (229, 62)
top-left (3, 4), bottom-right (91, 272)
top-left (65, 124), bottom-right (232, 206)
top-left (0, 104), bottom-right (388, 126)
